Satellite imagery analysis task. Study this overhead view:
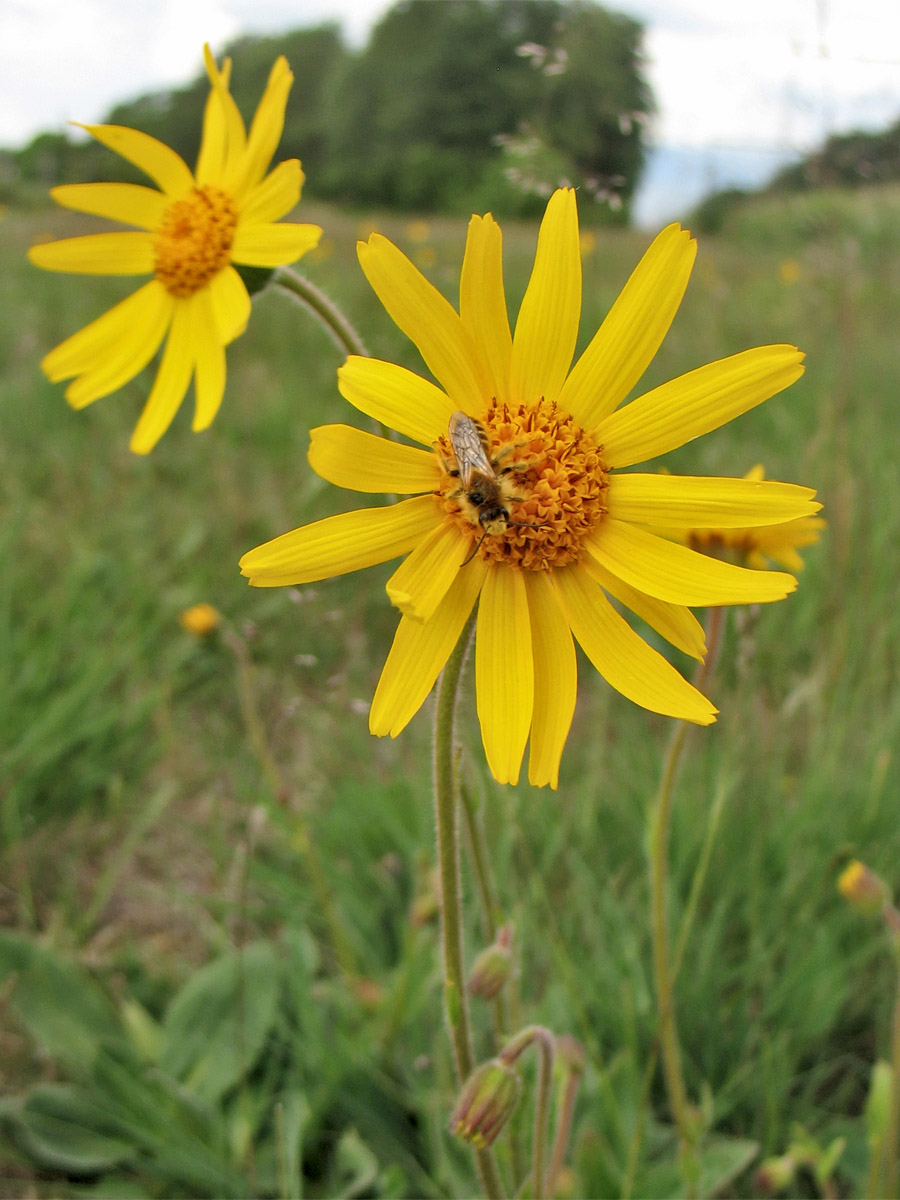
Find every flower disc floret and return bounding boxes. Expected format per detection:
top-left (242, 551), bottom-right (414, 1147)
top-left (154, 186), bottom-right (237, 297)
top-left (435, 398), bottom-right (608, 571)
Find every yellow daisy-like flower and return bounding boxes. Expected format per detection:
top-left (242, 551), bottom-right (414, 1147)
top-left (672, 464), bottom-right (826, 572)
top-left (28, 46), bottom-right (321, 453)
top-left (241, 189), bottom-right (820, 789)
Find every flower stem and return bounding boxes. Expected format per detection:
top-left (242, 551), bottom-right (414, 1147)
top-left (498, 1025), bottom-right (555, 1200)
top-left (272, 266), bottom-right (368, 359)
top-left (433, 612), bottom-right (505, 1199)
top-left (886, 975), bottom-right (900, 1198)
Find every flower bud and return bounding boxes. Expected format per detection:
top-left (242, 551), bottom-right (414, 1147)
top-left (469, 926), bottom-right (513, 1000)
top-left (754, 1153), bottom-right (797, 1195)
top-left (178, 602), bottom-right (221, 637)
top-left (451, 1058), bottom-right (520, 1148)
top-left (838, 860), bottom-right (890, 916)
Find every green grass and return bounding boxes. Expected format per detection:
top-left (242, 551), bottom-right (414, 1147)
top-left (2, 185), bottom-right (900, 1198)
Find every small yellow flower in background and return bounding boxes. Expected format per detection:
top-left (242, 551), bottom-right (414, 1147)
top-left (838, 860), bottom-right (890, 916)
top-left (670, 464), bottom-right (825, 572)
top-left (779, 258), bottom-right (801, 285)
top-left (178, 602), bottom-right (221, 637)
top-left (405, 219), bottom-right (432, 244)
top-left (579, 229), bottom-right (596, 258)
top-left (241, 188), bottom-right (820, 788)
top-left (29, 46), bottom-right (321, 454)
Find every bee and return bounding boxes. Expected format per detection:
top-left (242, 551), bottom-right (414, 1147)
top-left (445, 411), bottom-right (546, 565)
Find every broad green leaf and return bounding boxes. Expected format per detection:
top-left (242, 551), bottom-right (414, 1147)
top-left (8, 1084), bottom-right (134, 1173)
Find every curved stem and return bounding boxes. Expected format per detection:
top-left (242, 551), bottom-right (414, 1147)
top-left (433, 612), bottom-right (505, 1199)
top-left (272, 265), bottom-right (368, 359)
top-left (499, 1025), bottom-right (555, 1200)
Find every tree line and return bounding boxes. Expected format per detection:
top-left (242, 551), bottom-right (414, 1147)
top-left (8, 0), bottom-right (653, 223)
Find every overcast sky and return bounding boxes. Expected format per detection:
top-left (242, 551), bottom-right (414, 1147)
top-left (3, 0), bottom-right (899, 221)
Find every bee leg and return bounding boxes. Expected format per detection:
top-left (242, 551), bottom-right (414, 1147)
top-left (460, 527), bottom-right (488, 567)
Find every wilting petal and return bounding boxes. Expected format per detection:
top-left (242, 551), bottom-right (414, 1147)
top-left (555, 565), bottom-right (717, 724)
top-left (607, 473), bottom-right (820, 528)
top-left (524, 571), bottom-right (577, 790)
top-left (338, 356), bottom-right (456, 446)
top-left (309, 424), bottom-right (439, 494)
top-left (476, 567), bottom-right (534, 786)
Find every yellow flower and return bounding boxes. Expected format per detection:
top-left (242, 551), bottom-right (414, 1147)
top-left (178, 602), bottom-right (221, 636)
top-left (668, 464), bottom-right (825, 572)
top-left (241, 189), bottom-right (819, 788)
top-left (28, 46), bottom-right (321, 453)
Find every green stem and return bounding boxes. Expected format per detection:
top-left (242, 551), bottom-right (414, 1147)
top-left (547, 1064), bottom-right (580, 1196)
top-left (886, 975), bottom-right (900, 1199)
top-left (272, 265), bottom-right (368, 359)
top-left (433, 612), bottom-right (505, 1199)
top-left (499, 1026), bottom-right (555, 1200)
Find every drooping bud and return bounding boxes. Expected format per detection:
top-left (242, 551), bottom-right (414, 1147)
top-left (837, 859), bottom-right (890, 916)
top-left (469, 925), bottom-right (513, 1000)
top-left (451, 1058), bottom-right (520, 1149)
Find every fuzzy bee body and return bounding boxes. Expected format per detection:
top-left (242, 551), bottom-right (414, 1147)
top-left (445, 411), bottom-right (544, 563)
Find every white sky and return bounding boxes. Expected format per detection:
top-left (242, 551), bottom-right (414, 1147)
top-left (2, 0), bottom-right (899, 166)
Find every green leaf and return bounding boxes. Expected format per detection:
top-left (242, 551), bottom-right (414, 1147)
top-left (7, 1084), bottom-right (135, 1173)
top-left (159, 941), bottom-right (282, 1103)
top-left (698, 1134), bottom-right (760, 1198)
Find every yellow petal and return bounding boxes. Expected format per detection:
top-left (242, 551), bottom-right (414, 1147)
top-left (386, 520), bottom-right (471, 622)
top-left (338, 356), bottom-right (456, 446)
top-left (597, 346), bottom-right (805, 469)
top-left (239, 159), bottom-right (304, 225)
top-left (78, 123), bottom-right (194, 197)
top-left (129, 298), bottom-right (196, 454)
top-left (41, 279), bottom-right (172, 383)
top-left (523, 571), bottom-right (577, 790)
top-left (476, 567), bottom-right (534, 786)
top-left (240, 495), bottom-right (442, 586)
top-left (231, 221), bottom-right (321, 267)
top-left (63, 284), bottom-right (173, 408)
top-left (459, 213), bottom-right (511, 402)
top-left (607, 473), bottom-right (820, 528)
top-left (560, 224), bottom-right (696, 428)
top-left (555, 565), bottom-right (717, 724)
top-left (581, 556), bottom-right (706, 660)
top-left (191, 289), bottom-right (226, 431)
top-left (357, 235), bottom-right (485, 410)
top-left (196, 48), bottom-right (240, 185)
top-left (308, 424), bottom-right (439, 493)
top-left (208, 266), bottom-right (251, 344)
top-left (49, 183), bottom-right (167, 231)
top-left (228, 56), bottom-right (293, 200)
top-left (586, 518), bottom-right (797, 605)
top-left (509, 188), bottom-right (580, 407)
top-left (370, 558), bottom-right (488, 738)
top-left (29, 231), bottom-right (155, 275)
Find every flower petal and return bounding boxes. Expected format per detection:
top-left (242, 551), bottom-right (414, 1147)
top-left (586, 518), bottom-right (797, 605)
top-left (386, 519), bottom-right (471, 622)
top-left (555, 565), bottom-right (717, 724)
top-left (240, 159), bottom-right (304, 225)
top-left (229, 56), bottom-right (293, 200)
top-left (230, 221), bottom-right (321, 267)
top-left (208, 266), bottom-right (251, 344)
top-left (49, 183), bottom-right (167, 231)
top-left (597, 346), bottom-right (806, 469)
top-left (370, 558), bottom-right (488, 738)
top-left (523, 571), bottom-right (577, 789)
top-left (239, 495), bottom-right (442, 586)
top-left (357, 235), bottom-right (485, 410)
top-left (581, 556), bottom-right (707, 660)
top-left (308, 424), bottom-right (439, 494)
top-left (129, 298), bottom-right (196, 454)
top-left (476, 567), bottom-right (534, 786)
top-left (191, 289), bottom-right (226, 431)
top-left (29, 232), bottom-right (155, 275)
top-left (607, 473), bottom-right (821, 528)
top-left (459, 213), bottom-right (511, 402)
top-left (41, 279), bottom-right (171, 383)
top-left (560, 223), bottom-right (696, 428)
top-left (62, 284), bottom-right (174, 408)
top-left (338, 356), bottom-right (456, 446)
top-left (509, 188), bottom-right (580, 407)
top-left (78, 123), bottom-right (194, 197)
top-left (196, 47), bottom-right (244, 185)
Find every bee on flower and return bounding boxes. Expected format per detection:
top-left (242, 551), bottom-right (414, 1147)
top-left (28, 45), bottom-right (321, 453)
top-left (241, 189), bottom-right (820, 789)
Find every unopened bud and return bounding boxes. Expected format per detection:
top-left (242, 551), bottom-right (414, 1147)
top-left (838, 860), bottom-right (890, 916)
top-left (469, 927), bottom-right (513, 999)
top-left (451, 1058), bottom-right (520, 1148)
top-left (754, 1153), bottom-right (797, 1195)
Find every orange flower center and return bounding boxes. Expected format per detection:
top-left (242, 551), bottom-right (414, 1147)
top-left (434, 398), bottom-right (609, 570)
top-left (153, 186), bottom-right (237, 298)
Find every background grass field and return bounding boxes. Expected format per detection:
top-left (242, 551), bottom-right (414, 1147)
top-left (1, 185), bottom-right (899, 1198)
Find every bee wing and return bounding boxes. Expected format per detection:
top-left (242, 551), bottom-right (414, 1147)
top-left (448, 412), bottom-right (494, 488)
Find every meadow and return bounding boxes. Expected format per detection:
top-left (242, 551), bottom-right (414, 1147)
top-left (1, 183), bottom-right (899, 1198)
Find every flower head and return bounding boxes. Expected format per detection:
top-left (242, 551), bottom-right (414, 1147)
top-left (178, 602), bottom-right (221, 637)
top-left (29, 46), bottom-right (321, 453)
top-left (241, 189), bottom-right (819, 788)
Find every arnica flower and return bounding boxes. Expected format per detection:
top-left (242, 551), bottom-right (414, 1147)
top-left (241, 189), bottom-right (820, 788)
top-left (178, 602), bottom-right (221, 637)
top-left (28, 46), bottom-right (321, 453)
top-left (668, 465), bottom-right (825, 572)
